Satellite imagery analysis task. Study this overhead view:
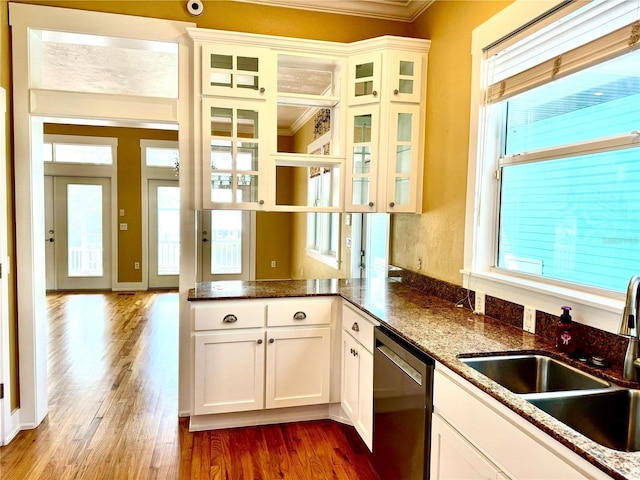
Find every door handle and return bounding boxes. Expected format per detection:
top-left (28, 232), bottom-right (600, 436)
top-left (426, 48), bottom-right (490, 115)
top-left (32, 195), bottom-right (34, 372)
top-left (47, 238), bottom-right (54, 243)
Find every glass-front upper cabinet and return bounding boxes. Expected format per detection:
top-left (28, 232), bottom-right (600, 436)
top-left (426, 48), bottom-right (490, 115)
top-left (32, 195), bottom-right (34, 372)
top-left (348, 52), bottom-right (382, 106)
top-left (345, 105), bottom-right (379, 212)
top-left (201, 45), bottom-right (274, 99)
top-left (386, 103), bottom-right (422, 212)
top-left (388, 51), bottom-right (424, 104)
top-left (202, 97), bottom-right (269, 209)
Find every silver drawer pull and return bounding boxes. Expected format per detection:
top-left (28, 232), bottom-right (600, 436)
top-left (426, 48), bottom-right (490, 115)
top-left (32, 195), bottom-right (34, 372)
top-left (293, 311), bottom-right (307, 320)
top-left (352, 322), bottom-right (360, 332)
top-left (223, 314), bottom-right (238, 323)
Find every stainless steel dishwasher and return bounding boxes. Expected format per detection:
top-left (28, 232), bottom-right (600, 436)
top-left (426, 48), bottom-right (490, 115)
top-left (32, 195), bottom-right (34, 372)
top-left (373, 326), bottom-right (434, 480)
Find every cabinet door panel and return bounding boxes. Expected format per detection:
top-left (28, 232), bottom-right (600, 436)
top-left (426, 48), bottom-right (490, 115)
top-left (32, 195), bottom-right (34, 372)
top-left (341, 332), bottom-right (360, 420)
top-left (388, 51), bottom-right (424, 104)
top-left (202, 97), bottom-right (269, 210)
top-left (193, 330), bottom-right (265, 415)
top-left (348, 52), bottom-right (382, 106)
top-left (431, 414), bottom-right (505, 480)
top-left (265, 327), bottom-right (331, 409)
top-left (201, 44), bottom-right (273, 99)
top-left (386, 103), bottom-right (422, 213)
top-left (345, 104), bottom-right (380, 212)
top-left (356, 346), bottom-right (373, 451)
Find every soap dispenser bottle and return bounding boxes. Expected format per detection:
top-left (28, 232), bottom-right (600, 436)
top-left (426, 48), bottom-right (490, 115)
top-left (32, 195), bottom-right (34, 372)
top-left (556, 306), bottom-right (575, 353)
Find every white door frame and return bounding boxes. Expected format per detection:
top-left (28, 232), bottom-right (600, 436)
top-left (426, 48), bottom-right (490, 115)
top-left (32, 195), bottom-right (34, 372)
top-left (10, 3), bottom-right (195, 432)
top-left (148, 178), bottom-right (180, 289)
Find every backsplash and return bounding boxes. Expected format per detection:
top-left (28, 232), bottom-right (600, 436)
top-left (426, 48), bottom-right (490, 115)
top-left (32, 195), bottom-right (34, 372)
top-left (396, 267), bottom-right (626, 370)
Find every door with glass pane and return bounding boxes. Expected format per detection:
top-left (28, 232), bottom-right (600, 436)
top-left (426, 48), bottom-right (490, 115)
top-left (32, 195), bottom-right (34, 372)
top-left (199, 210), bottom-right (251, 281)
top-left (388, 51), bottom-right (424, 104)
top-left (386, 103), bottom-right (421, 212)
top-left (348, 52), bottom-right (382, 106)
top-left (54, 177), bottom-right (111, 290)
top-left (148, 180), bottom-right (179, 288)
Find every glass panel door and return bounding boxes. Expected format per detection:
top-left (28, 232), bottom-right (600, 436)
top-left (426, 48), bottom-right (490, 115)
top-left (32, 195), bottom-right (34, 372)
top-left (346, 105), bottom-right (379, 212)
top-left (348, 52), bottom-right (382, 106)
top-left (54, 177), bottom-right (111, 290)
top-left (199, 210), bottom-right (252, 281)
top-left (389, 51), bottom-right (423, 103)
top-left (387, 103), bottom-right (421, 212)
top-left (148, 179), bottom-right (179, 288)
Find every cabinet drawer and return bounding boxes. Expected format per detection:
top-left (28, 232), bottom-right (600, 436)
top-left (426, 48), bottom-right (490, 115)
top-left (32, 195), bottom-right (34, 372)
top-left (192, 301), bottom-right (266, 331)
top-left (342, 303), bottom-right (376, 353)
top-left (267, 298), bottom-right (333, 327)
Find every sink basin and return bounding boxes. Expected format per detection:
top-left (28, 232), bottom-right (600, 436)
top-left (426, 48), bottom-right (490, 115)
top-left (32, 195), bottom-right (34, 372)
top-left (460, 354), bottom-right (610, 394)
top-left (528, 389), bottom-right (640, 452)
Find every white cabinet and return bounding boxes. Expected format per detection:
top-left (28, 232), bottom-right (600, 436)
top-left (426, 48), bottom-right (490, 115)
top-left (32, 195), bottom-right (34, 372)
top-left (193, 329), bottom-right (265, 415)
top-left (265, 326), bottom-right (331, 409)
top-left (192, 298), bottom-right (333, 416)
top-left (431, 413), bottom-right (509, 480)
top-left (341, 302), bottom-right (377, 450)
top-left (345, 45), bottom-right (428, 213)
top-left (201, 44), bottom-right (273, 99)
top-left (432, 363), bottom-right (610, 479)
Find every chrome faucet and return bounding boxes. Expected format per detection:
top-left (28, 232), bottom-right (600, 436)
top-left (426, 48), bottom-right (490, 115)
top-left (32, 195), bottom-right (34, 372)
top-left (619, 275), bottom-right (640, 380)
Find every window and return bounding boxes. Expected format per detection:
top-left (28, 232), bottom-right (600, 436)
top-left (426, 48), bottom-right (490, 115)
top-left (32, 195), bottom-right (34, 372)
top-left (306, 132), bottom-right (340, 269)
top-left (43, 135), bottom-right (116, 164)
top-left (466, 0), bottom-right (640, 327)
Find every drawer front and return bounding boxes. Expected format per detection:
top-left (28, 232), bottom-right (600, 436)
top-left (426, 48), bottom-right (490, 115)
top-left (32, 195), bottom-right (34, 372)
top-left (267, 298), bottom-right (333, 327)
top-left (342, 303), bottom-right (376, 353)
top-left (193, 301), bottom-right (266, 331)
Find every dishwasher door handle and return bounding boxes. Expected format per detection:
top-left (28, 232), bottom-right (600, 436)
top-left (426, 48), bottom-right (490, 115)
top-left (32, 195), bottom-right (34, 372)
top-left (377, 344), bottom-right (423, 386)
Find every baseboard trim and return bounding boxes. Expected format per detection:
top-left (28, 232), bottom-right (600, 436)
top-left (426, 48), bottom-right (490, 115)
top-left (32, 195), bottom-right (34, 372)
top-left (112, 282), bottom-right (146, 292)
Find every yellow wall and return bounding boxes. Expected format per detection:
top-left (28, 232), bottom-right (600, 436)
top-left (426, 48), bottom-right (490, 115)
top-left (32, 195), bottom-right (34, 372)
top-left (389, 1), bottom-right (513, 285)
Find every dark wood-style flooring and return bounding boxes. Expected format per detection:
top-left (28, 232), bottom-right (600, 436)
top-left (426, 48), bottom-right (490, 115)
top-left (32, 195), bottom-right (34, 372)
top-left (0, 291), bottom-right (379, 479)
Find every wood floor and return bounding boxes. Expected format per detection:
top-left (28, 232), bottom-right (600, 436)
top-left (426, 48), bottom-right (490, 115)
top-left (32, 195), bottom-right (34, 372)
top-left (0, 291), bottom-right (379, 480)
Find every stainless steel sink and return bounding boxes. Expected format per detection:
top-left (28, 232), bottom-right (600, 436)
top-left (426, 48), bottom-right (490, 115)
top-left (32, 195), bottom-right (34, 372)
top-left (528, 389), bottom-right (640, 452)
top-left (460, 354), bottom-right (610, 394)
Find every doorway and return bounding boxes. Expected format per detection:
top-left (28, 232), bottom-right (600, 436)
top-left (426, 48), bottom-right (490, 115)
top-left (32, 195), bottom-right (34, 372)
top-left (45, 176), bottom-right (112, 291)
top-left (148, 179), bottom-right (180, 289)
top-left (198, 210), bottom-right (254, 282)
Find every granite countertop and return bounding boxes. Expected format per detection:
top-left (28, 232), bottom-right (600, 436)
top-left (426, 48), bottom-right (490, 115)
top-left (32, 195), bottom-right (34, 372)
top-left (189, 278), bottom-right (640, 480)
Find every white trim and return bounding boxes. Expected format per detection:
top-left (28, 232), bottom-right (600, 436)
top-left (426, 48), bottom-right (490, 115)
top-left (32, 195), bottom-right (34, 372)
top-left (464, 0), bottom-right (628, 334)
top-left (112, 282), bottom-right (147, 292)
top-left (9, 2), bottom-right (195, 435)
top-left (141, 139), bottom-right (180, 291)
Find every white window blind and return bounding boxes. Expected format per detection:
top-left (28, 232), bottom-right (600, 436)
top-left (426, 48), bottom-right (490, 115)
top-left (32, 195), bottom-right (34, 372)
top-left (486, 0), bottom-right (640, 103)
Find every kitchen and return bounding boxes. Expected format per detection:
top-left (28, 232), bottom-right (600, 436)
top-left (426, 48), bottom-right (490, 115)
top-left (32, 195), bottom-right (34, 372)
top-left (2, 0), bottom-right (640, 478)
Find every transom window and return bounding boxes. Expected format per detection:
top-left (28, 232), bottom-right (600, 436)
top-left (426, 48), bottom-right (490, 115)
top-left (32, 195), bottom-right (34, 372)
top-left (44, 135), bottom-right (116, 165)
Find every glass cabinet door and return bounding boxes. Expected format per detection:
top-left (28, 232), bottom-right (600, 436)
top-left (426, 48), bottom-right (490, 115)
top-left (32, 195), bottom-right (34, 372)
top-left (345, 105), bottom-right (379, 211)
top-left (348, 52), bottom-right (382, 106)
top-left (388, 51), bottom-right (424, 104)
top-left (201, 45), bottom-right (272, 99)
top-left (386, 103), bottom-right (421, 212)
top-left (202, 97), bottom-right (267, 209)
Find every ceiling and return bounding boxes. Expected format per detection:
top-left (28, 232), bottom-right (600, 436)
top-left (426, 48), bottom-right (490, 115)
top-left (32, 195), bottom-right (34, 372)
top-left (233, 0), bottom-right (434, 22)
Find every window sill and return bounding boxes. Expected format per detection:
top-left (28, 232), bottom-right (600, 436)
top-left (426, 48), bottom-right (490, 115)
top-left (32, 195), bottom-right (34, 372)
top-left (460, 269), bottom-right (624, 334)
top-left (306, 248), bottom-right (339, 270)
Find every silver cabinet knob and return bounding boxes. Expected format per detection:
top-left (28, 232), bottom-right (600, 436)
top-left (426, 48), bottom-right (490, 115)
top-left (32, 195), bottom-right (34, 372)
top-left (389, 202), bottom-right (395, 208)
top-left (269, 338), bottom-right (275, 344)
top-left (372, 90), bottom-right (378, 97)
top-left (259, 200), bottom-right (265, 205)
top-left (259, 87), bottom-right (265, 94)
top-left (257, 339), bottom-right (263, 345)
top-left (368, 201), bottom-right (374, 207)
top-left (393, 89), bottom-right (399, 95)
top-left (351, 322), bottom-right (359, 332)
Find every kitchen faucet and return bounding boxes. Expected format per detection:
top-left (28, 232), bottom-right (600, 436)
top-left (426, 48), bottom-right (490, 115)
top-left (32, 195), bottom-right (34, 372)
top-left (619, 275), bottom-right (640, 381)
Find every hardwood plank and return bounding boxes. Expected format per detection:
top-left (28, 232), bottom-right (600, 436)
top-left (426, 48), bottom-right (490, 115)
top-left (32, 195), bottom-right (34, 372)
top-left (0, 291), bottom-right (380, 480)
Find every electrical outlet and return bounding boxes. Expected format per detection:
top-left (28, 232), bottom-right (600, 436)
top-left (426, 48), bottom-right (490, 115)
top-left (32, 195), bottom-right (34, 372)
top-left (417, 257), bottom-right (422, 270)
top-left (271, 260), bottom-right (276, 268)
top-left (134, 262), bottom-right (140, 270)
top-left (523, 306), bottom-right (536, 333)
top-left (474, 291), bottom-right (486, 315)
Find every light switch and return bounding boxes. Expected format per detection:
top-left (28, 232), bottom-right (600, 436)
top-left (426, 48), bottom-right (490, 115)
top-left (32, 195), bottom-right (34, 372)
top-left (119, 209), bottom-right (125, 217)
top-left (119, 223), bottom-right (128, 231)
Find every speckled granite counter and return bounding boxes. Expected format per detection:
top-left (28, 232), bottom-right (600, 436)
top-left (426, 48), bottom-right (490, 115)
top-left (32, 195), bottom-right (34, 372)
top-left (189, 278), bottom-right (640, 480)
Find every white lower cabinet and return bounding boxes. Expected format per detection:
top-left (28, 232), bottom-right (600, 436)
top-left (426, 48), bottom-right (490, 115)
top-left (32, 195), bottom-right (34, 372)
top-left (431, 413), bottom-right (509, 480)
top-left (265, 326), bottom-right (331, 409)
top-left (341, 302), bottom-right (377, 450)
top-left (432, 363), bottom-right (610, 480)
top-left (193, 329), bottom-right (265, 415)
top-left (192, 298), bottom-right (333, 417)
